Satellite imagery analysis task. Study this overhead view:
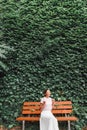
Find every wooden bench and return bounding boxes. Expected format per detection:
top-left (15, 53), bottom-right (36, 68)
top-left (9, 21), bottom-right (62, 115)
top-left (16, 101), bottom-right (78, 130)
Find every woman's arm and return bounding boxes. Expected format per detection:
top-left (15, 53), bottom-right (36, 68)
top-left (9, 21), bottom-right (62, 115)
top-left (40, 101), bottom-right (46, 111)
top-left (52, 99), bottom-right (55, 107)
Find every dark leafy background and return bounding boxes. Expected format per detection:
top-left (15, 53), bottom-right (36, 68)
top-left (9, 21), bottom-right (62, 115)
top-left (0, 0), bottom-right (87, 129)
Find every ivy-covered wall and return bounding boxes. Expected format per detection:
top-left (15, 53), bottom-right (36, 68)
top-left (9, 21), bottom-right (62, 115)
top-left (0, 0), bottom-right (87, 129)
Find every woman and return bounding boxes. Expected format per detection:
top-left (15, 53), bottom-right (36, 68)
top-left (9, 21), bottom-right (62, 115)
top-left (40, 89), bottom-right (59, 130)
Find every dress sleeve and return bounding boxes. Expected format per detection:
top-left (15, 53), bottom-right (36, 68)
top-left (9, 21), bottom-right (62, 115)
top-left (40, 97), bottom-right (44, 103)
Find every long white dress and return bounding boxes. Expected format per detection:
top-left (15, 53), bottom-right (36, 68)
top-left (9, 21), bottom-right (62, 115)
top-left (40, 97), bottom-right (59, 130)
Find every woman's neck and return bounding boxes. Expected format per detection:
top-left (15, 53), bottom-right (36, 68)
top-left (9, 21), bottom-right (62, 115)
top-left (45, 96), bottom-right (50, 98)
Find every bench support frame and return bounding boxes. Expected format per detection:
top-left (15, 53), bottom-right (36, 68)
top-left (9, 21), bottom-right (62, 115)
top-left (68, 120), bottom-right (71, 130)
top-left (22, 120), bottom-right (25, 130)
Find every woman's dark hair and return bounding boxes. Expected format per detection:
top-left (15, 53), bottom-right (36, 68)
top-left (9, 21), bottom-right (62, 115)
top-left (43, 89), bottom-right (49, 95)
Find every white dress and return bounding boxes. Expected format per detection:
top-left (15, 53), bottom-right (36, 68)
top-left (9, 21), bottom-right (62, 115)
top-left (40, 97), bottom-right (59, 130)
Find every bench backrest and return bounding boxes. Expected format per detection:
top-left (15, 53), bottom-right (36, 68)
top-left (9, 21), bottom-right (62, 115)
top-left (22, 101), bottom-right (73, 115)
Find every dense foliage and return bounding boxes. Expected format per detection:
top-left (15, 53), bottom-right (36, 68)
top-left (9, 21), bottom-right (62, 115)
top-left (0, 0), bottom-right (87, 129)
top-left (0, 44), bottom-right (14, 71)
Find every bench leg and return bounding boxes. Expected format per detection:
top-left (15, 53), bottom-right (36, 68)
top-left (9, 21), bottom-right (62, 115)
top-left (22, 120), bottom-right (25, 130)
top-left (68, 121), bottom-right (71, 130)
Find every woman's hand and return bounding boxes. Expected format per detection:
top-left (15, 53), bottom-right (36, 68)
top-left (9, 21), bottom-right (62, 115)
top-left (43, 101), bottom-right (46, 104)
top-left (52, 99), bottom-right (55, 106)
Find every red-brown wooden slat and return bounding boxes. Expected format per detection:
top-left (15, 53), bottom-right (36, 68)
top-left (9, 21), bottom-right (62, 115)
top-left (55, 101), bottom-right (72, 105)
top-left (52, 110), bottom-right (72, 114)
top-left (56, 117), bottom-right (78, 121)
top-left (16, 116), bottom-right (78, 121)
top-left (24, 101), bottom-right (72, 105)
top-left (22, 110), bottom-right (41, 114)
top-left (16, 117), bottom-right (40, 121)
top-left (24, 102), bottom-right (40, 105)
top-left (54, 106), bottom-right (72, 109)
top-left (23, 106), bottom-right (72, 111)
top-left (23, 106), bottom-right (40, 110)
top-left (22, 109), bottom-right (72, 114)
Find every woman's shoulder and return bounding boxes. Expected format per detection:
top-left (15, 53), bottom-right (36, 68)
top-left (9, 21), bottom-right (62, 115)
top-left (41, 97), bottom-right (45, 99)
top-left (40, 97), bottom-right (45, 101)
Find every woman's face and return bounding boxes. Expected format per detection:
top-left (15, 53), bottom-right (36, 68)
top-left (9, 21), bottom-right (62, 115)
top-left (46, 90), bottom-right (51, 97)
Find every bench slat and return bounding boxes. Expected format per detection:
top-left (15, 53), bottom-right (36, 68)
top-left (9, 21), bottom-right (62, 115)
top-left (16, 116), bottom-right (78, 121)
top-left (24, 102), bottom-right (40, 105)
top-left (22, 110), bottom-right (41, 114)
top-left (55, 101), bottom-right (72, 105)
top-left (52, 110), bottom-right (72, 114)
top-left (23, 106), bottom-right (40, 110)
top-left (24, 101), bottom-right (72, 105)
top-left (53, 106), bottom-right (72, 109)
top-left (56, 116), bottom-right (78, 121)
top-left (23, 105), bottom-right (72, 110)
top-left (22, 110), bottom-right (72, 114)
